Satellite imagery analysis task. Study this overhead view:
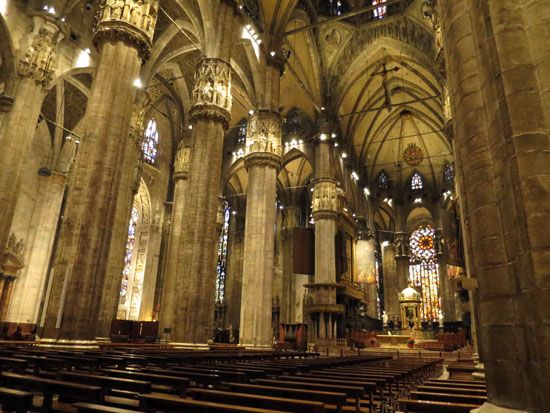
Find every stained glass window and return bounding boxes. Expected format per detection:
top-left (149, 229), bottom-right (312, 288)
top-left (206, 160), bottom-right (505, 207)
top-left (329, 0), bottom-right (343, 16)
top-left (215, 201), bottom-right (231, 303)
top-left (119, 207), bottom-right (139, 305)
top-left (410, 172), bottom-right (423, 190)
top-left (409, 225), bottom-right (441, 321)
top-left (377, 170), bottom-right (389, 190)
top-left (236, 120), bottom-right (247, 144)
top-left (444, 163), bottom-right (454, 183)
top-left (143, 119), bottom-right (159, 164)
top-left (373, 0), bottom-right (387, 19)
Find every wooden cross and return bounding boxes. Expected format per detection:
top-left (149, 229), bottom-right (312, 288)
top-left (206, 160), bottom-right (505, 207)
top-left (371, 62), bottom-right (400, 112)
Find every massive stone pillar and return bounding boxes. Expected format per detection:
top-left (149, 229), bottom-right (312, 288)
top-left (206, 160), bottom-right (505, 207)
top-left (172, 56), bottom-right (233, 344)
top-left (97, 98), bottom-right (146, 335)
top-left (159, 142), bottom-right (190, 333)
top-left (305, 133), bottom-right (344, 341)
top-left (0, 14), bottom-right (63, 256)
top-left (7, 172), bottom-right (66, 324)
top-left (239, 110), bottom-right (282, 348)
top-left (224, 210), bottom-right (245, 336)
top-left (440, 1), bottom-right (550, 411)
top-left (41, 0), bottom-right (158, 340)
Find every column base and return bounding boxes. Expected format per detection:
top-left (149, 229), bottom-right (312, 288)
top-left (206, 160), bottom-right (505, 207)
top-left (472, 362), bottom-right (486, 381)
top-left (471, 402), bottom-right (528, 413)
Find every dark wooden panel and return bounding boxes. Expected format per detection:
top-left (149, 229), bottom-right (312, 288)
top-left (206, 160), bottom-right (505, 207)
top-left (293, 227), bottom-right (314, 275)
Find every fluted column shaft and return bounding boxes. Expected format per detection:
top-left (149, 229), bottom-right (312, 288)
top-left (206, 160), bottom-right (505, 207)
top-left (159, 144), bottom-right (189, 333)
top-left (240, 109), bottom-right (282, 348)
top-left (7, 172), bottom-right (66, 324)
top-left (0, 15), bottom-right (62, 252)
top-left (173, 57), bottom-right (233, 344)
top-left (41, 1), bottom-right (158, 340)
top-left (97, 101), bottom-right (146, 336)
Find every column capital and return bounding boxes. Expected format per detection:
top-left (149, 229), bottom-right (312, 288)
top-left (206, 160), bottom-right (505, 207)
top-left (17, 15), bottom-right (64, 88)
top-left (92, 0), bottom-right (159, 60)
top-left (311, 178), bottom-right (339, 220)
top-left (0, 95), bottom-right (15, 112)
top-left (189, 58), bottom-right (232, 128)
top-left (244, 151), bottom-right (280, 169)
top-left (173, 144), bottom-right (190, 181)
top-left (245, 110), bottom-right (282, 159)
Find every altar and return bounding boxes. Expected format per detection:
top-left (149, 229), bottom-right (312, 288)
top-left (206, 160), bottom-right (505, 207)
top-left (377, 334), bottom-right (413, 348)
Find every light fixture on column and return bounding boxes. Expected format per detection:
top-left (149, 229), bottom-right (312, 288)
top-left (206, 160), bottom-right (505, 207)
top-left (133, 78), bottom-right (143, 88)
top-left (364, 187), bottom-right (371, 197)
top-left (341, 152), bottom-right (348, 159)
top-left (351, 171), bottom-right (359, 181)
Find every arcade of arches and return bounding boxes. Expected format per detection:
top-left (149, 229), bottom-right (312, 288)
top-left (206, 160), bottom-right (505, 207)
top-left (0, 0), bottom-right (548, 411)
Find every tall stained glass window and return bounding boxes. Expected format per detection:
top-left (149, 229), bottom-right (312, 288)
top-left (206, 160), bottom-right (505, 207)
top-left (372, 0), bottom-right (387, 19)
top-left (143, 119), bottom-right (159, 164)
top-left (409, 225), bottom-right (441, 321)
top-left (443, 163), bottom-right (454, 183)
top-left (215, 201), bottom-right (231, 303)
top-left (119, 207), bottom-right (139, 305)
top-left (410, 172), bottom-right (423, 190)
top-left (377, 170), bottom-right (389, 190)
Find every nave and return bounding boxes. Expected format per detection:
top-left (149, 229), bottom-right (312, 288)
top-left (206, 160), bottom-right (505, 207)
top-left (0, 344), bottom-right (487, 413)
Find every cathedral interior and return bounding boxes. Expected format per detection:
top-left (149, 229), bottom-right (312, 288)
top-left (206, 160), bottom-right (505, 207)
top-left (0, 0), bottom-right (548, 412)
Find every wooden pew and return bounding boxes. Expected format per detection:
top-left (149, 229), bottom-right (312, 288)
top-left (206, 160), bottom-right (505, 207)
top-left (187, 388), bottom-right (325, 413)
top-left (0, 371), bottom-right (103, 412)
top-left (0, 386), bottom-right (33, 413)
top-left (57, 371), bottom-right (152, 396)
top-left (0, 357), bottom-right (27, 373)
top-left (139, 366), bottom-right (223, 386)
top-left (254, 378), bottom-right (368, 413)
top-left (409, 390), bottom-right (486, 405)
top-left (398, 398), bottom-right (481, 413)
top-left (138, 393), bottom-right (289, 412)
top-left (224, 381), bottom-right (347, 412)
top-left (72, 402), bottom-right (139, 413)
top-left (416, 385), bottom-right (486, 396)
top-left (99, 368), bottom-right (189, 396)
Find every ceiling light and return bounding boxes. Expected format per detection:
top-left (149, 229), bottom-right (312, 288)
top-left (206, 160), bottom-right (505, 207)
top-left (341, 152), bottom-right (348, 159)
top-left (133, 78), bottom-right (143, 88)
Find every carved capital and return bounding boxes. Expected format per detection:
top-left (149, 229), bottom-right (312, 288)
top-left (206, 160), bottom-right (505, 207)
top-left (93, 0), bottom-right (158, 60)
top-left (244, 151), bottom-right (280, 169)
top-left (173, 144), bottom-right (190, 180)
top-left (17, 16), bottom-right (64, 88)
top-left (311, 178), bottom-right (339, 216)
top-left (190, 58), bottom-right (232, 127)
top-left (245, 110), bottom-right (282, 158)
top-left (0, 95), bottom-right (15, 112)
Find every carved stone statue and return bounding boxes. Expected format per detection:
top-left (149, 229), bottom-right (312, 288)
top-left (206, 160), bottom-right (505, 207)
top-left (382, 310), bottom-right (389, 325)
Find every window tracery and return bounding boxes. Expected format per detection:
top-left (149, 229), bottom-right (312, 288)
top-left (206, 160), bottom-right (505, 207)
top-left (142, 119), bottom-right (159, 164)
top-left (373, 0), bottom-right (387, 19)
top-left (443, 163), bottom-right (454, 183)
top-left (215, 201), bottom-right (231, 303)
top-left (377, 170), bottom-right (390, 190)
top-left (410, 172), bottom-right (423, 190)
top-left (409, 225), bottom-right (441, 321)
top-left (119, 207), bottom-right (139, 306)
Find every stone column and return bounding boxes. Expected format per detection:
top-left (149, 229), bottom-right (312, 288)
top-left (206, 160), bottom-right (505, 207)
top-left (158, 142), bottom-right (190, 333)
top-left (172, 57), bottom-right (233, 344)
top-left (41, 0), bottom-right (158, 340)
top-left (393, 232), bottom-right (410, 301)
top-left (7, 172), bottom-right (66, 324)
top-left (304, 133), bottom-right (344, 341)
top-left (280, 205), bottom-right (300, 324)
top-left (381, 240), bottom-right (398, 320)
top-left (440, 1), bottom-right (550, 411)
top-left (0, 15), bottom-right (63, 254)
top-left (224, 211), bottom-right (245, 336)
top-left (96, 97), bottom-right (146, 335)
top-left (239, 110), bottom-right (282, 348)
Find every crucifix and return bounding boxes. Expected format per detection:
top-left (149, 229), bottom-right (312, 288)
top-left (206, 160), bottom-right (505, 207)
top-left (372, 62), bottom-right (400, 112)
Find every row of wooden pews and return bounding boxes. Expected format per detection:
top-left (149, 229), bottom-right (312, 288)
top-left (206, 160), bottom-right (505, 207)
top-left (397, 378), bottom-right (487, 412)
top-left (0, 344), bottom-right (445, 412)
